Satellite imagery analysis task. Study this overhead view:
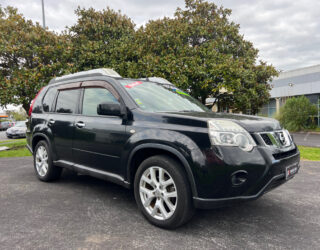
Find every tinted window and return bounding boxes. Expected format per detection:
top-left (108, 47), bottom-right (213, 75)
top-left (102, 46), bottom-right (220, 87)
top-left (42, 87), bottom-right (57, 112)
top-left (82, 88), bottom-right (118, 116)
top-left (55, 89), bottom-right (80, 114)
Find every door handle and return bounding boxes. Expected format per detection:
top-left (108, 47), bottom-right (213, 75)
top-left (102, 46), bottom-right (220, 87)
top-left (75, 121), bottom-right (85, 128)
top-left (48, 119), bottom-right (55, 125)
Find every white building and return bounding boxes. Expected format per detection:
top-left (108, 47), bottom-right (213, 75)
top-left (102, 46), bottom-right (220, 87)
top-left (261, 64), bottom-right (320, 126)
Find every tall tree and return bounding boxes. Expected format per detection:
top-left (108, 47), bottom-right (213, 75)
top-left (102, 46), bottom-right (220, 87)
top-left (68, 7), bottom-right (135, 74)
top-left (122, 0), bottom-right (278, 113)
top-left (0, 1), bottom-right (277, 114)
top-left (0, 6), bottom-right (71, 112)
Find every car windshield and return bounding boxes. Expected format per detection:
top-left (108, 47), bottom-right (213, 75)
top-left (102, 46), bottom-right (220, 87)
top-left (15, 121), bottom-right (26, 127)
top-left (119, 80), bottom-right (209, 113)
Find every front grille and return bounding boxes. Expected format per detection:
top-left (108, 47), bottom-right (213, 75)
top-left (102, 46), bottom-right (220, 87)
top-left (273, 148), bottom-right (297, 160)
top-left (259, 130), bottom-right (292, 148)
top-left (260, 133), bottom-right (273, 145)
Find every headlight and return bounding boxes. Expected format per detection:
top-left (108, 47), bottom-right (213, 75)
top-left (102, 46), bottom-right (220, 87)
top-left (207, 119), bottom-right (256, 151)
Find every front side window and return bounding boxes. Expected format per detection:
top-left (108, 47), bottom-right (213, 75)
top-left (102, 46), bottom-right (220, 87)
top-left (82, 87), bottom-right (119, 116)
top-left (42, 87), bottom-right (57, 112)
top-left (119, 80), bottom-right (209, 113)
top-left (55, 89), bottom-right (80, 114)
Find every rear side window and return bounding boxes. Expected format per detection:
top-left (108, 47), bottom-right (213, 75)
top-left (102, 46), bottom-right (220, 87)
top-left (55, 89), bottom-right (80, 114)
top-left (82, 87), bottom-right (119, 116)
top-left (42, 87), bottom-right (57, 112)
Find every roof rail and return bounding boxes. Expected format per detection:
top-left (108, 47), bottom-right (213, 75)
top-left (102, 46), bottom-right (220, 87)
top-left (49, 68), bottom-right (121, 84)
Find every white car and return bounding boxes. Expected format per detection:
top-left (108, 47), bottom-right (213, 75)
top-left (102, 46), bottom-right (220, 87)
top-left (6, 121), bottom-right (27, 138)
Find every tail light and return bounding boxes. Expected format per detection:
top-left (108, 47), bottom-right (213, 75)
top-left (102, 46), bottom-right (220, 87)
top-left (28, 87), bottom-right (44, 116)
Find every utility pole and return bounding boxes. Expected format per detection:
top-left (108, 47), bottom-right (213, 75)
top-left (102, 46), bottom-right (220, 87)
top-left (41, 0), bottom-right (46, 29)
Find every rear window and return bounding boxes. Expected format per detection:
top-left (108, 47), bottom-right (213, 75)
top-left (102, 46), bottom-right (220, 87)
top-left (42, 87), bottom-right (57, 112)
top-left (55, 89), bottom-right (80, 114)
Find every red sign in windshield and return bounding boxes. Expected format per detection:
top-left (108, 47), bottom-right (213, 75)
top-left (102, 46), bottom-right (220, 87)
top-left (124, 81), bottom-right (143, 88)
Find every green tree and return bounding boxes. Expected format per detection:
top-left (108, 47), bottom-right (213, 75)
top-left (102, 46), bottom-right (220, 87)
top-left (68, 7), bottom-right (135, 73)
top-left (0, 1), bottom-right (277, 114)
top-left (6, 109), bottom-right (27, 121)
top-left (277, 96), bottom-right (317, 131)
top-left (0, 6), bottom-right (71, 112)
top-left (121, 0), bottom-right (277, 112)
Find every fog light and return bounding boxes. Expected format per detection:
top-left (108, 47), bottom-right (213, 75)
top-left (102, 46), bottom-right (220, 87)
top-left (231, 170), bottom-right (248, 186)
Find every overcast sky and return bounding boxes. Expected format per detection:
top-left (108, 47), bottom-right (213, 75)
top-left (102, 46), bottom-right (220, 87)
top-left (1, 0), bottom-right (320, 72)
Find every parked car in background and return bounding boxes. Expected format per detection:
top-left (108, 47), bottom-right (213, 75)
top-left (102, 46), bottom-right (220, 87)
top-left (6, 121), bottom-right (27, 138)
top-left (0, 121), bottom-right (13, 131)
top-left (26, 68), bottom-right (300, 229)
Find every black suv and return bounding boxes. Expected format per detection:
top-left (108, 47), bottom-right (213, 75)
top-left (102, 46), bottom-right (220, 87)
top-left (26, 68), bottom-right (300, 228)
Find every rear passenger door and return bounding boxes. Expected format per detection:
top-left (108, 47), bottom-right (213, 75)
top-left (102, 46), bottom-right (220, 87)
top-left (72, 81), bottom-right (128, 176)
top-left (48, 83), bottom-right (81, 163)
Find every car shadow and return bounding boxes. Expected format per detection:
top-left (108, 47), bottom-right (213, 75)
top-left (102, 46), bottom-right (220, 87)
top-left (57, 169), bottom-right (294, 233)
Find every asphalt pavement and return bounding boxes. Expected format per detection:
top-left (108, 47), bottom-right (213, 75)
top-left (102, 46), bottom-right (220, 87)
top-left (0, 131), bottom-right (7, 141)
top-left (0, 157), bottom-right (319, 249)
top-left (291, 132), bottom-right (320, 147)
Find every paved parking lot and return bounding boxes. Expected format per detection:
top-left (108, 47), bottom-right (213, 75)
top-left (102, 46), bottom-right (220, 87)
top-left (0, 131), bottom-right (7, 141)
top-left (0, 157), bottom-right (319, 249)
top-left (291, 132), bottom-right (320, 147)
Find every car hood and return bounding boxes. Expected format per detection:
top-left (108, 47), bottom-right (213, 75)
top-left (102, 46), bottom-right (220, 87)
top-left (165, 111), bottom-right (281, 133)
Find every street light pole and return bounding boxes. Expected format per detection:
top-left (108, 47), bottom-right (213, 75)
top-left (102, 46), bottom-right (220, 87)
top-left (41, 0), bottom-right (46, 29)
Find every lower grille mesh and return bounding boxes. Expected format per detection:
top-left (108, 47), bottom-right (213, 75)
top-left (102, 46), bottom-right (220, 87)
top-left (273, 148), bottom-right (297, 160)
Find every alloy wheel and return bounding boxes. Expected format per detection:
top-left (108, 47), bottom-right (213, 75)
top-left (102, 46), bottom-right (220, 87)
top-left (139, 166), bottom-right (178, 220)
top-left (35, 145), bottom-right (49, 177)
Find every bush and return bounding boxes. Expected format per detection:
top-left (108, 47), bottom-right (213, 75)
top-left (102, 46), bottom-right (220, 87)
top-left (276, 96), bottom-right (318, 131)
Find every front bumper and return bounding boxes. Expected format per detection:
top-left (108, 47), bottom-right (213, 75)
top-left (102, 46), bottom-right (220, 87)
top-left (192, 142), bottom-right (300, 209)
top-left (193, 169), bottom-right (295, 209)
top-left (6, 131), bottom-right (26, 138)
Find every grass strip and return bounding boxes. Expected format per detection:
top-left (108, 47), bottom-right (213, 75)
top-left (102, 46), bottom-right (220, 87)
top-left (298, 146), bottom-right (320, 161)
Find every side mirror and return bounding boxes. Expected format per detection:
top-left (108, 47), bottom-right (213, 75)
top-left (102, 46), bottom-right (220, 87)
top-left (97, 102), bottom-right (122, 116)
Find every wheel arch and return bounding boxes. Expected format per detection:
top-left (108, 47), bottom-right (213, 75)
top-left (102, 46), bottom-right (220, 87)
top-left (31, 133), bottom-right (56, 160)
top-left (127, 143), bottom-right (198, 197)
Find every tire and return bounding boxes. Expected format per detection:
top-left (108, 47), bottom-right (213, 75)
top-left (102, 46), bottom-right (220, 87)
top-left (33, 140), bottom-right (62, 182)
top-left (134, 155), bottom-right (194, 229)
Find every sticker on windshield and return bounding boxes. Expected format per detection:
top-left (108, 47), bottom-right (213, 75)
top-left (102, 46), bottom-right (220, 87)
top-left (172, 88), bottom-right (190, 96)
top-left (125, 81), bottom-right (143, 88)
top-left (135, 98), bottom-right (143, 105)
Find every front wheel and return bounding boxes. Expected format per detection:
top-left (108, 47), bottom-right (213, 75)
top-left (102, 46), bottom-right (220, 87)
top-left (134, 155), bottom-right (194, 229)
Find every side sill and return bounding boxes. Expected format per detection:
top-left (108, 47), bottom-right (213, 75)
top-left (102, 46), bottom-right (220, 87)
top-left (53, 160), bottom-right (130, 189)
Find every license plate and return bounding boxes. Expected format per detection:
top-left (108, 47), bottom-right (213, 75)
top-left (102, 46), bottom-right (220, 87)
top-left (286, 164), bottom-right (298, 180)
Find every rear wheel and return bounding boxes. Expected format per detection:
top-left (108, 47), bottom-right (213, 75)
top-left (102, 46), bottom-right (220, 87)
top-left (34, 140), bottom-right (62, 181)
top-left (134, 155), bottom-right (194, 229)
